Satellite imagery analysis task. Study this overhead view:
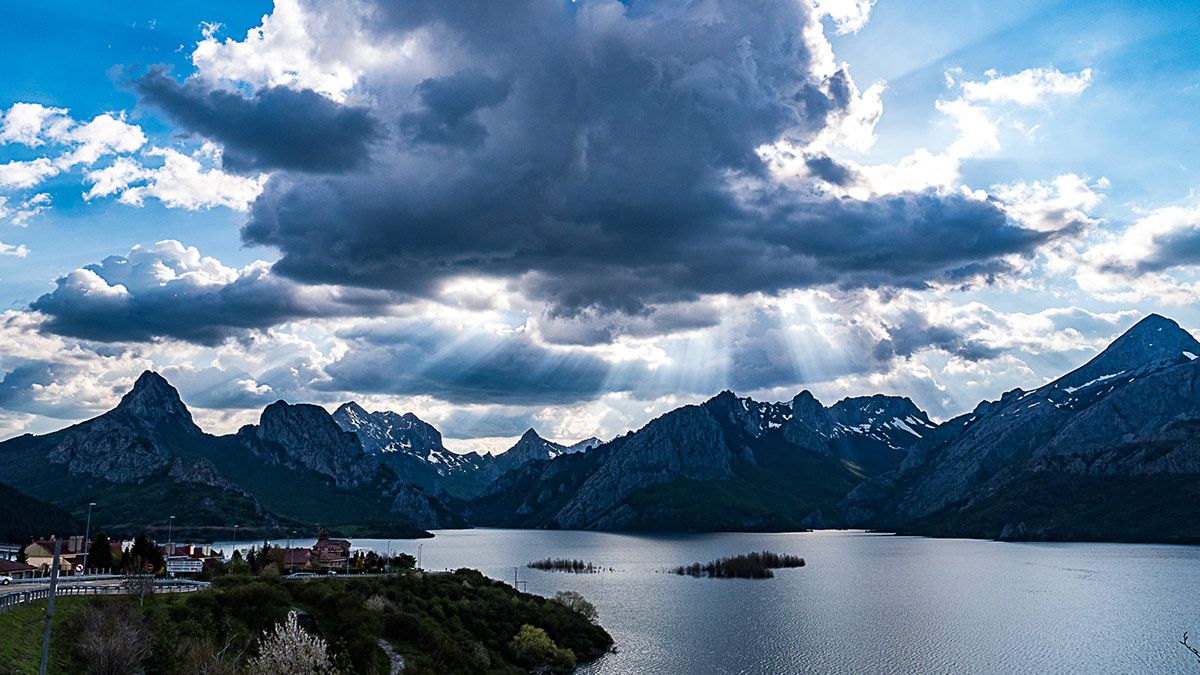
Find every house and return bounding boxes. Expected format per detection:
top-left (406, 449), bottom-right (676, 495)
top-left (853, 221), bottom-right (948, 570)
top-left (0, 559), bottom-right (36, 579)
top-left (0, 544), bottom-right (20, 561)
top-left (283, 548), bottom-right (313, 570)
top-left (311, 529), bottom-right (351, 567)
top-left (22, 538), bottom-right (76, 573)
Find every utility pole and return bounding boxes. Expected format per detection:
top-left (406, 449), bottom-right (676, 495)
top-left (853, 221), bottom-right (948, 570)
top-left (38, 538), bottom-right (61, 675)
top-left (81, 502), bottom-right (96, 575)
top-left (288, 531), bottom-right (295, 574)
top-left (417, 543), bottom-right (423, 570)
top-left (167, 515), bottom-right (175, 556)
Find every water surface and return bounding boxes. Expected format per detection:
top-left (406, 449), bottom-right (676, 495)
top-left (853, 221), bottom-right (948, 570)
top-left (224, 529), bottom-right (1200, 673)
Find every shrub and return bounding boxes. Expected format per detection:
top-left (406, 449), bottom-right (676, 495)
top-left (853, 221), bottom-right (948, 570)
top-left (509, 624), bottom-right (576, 673)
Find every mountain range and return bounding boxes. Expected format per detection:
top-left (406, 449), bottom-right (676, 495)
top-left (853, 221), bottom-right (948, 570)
top-left (1, 313), bottom-right (1199, 543)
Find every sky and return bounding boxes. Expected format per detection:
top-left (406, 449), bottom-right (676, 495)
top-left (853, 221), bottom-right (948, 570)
top-left (2, 0), bottom-right (1200, 454)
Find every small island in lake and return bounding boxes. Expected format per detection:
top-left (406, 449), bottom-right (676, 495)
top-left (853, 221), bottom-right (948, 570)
top-left (528, 558), bottom-right (611, 573)
top-left (673, 551), bottom-right (806, 579)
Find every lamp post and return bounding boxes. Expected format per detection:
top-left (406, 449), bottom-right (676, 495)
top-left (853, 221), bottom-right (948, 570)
top-left (288, 530), bottom-right (296, 574)
top-left (417, 543), bottom-right (423, 571)
top-left (81, 502), bottom-right (96, 575)
top-left (168, 516), bottom-right (175, 556)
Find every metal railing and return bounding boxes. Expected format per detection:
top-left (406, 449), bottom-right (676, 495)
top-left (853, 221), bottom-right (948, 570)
top-left (0, 579), bottom-right (210, 613)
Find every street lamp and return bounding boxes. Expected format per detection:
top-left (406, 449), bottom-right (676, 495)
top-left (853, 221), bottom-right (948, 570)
top-left (168, 516), bottom-right (175, 556)
top-left (288, 530), bottom-right (296, 573)
top-left (81, 502), bottom-right (96, 575)
top-left (417, 543), bottom-right (423, 571)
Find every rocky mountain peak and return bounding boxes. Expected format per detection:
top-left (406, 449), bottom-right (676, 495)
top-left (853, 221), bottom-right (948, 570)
top-left (1058, 314), bottom-right (1200, 389)
top-left (519, 428), bottom-right (544, 442)
top-left (790, 390), bottom-right (830, 428)
top-left (244, 401), bottom-right (376, 488)
top-left (113, 370), bottom-right (201, 434)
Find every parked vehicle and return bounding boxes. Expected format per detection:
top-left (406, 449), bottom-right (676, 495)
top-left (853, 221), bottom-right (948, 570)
top-left (0, 575), bottom-right (12, 585)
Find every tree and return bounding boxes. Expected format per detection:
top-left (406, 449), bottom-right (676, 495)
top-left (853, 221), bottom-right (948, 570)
top-left (123, 533), bottom-right (163, 572)
top-left (553, 590), bottom-right (598, 623)
top-left (89, 532), bottom-right (115, 570)
top-left (509, 624), bottom-right (575, 673)
top-left (248, 611), bottom-right (338, 675)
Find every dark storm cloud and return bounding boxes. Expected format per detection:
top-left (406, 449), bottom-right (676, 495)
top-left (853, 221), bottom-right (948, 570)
top-left (870, 309), bottom-right (1001, 362)
top-left (804, 154), bottom-right (856, 187)
top-left (320, 320), bottom-right (617, 405)
top-left (31, 243), bottom-right (396, 345)
top-left (135, 68), bottom-right (379, 172)
top-left (234, 0), bottom-right (1061, 316)
top-left (1118, 222), bottom-right (1200, 274)
top-left (401, 70), bottom-right (512, 148)
top-left (0, 361), bottom-right (69, 416)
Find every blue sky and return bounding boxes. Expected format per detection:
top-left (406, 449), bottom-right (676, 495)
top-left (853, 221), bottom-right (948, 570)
top-left (2, 0), bottom-right (1200, 453)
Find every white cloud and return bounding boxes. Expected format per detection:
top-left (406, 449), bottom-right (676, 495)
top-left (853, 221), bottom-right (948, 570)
top-left (0, 103), bottom-right (71, 146)
top-left (190, 0), bottom-right (410, 102)
top-left (960, 67), bottom-right (1094, 105)
top-left (809, 0), bottom-right (877, 35)
top-left (86, 146), bottom-right (266, 211)
top-left (0, 241), bottom-right (29, 257)
top-left (0, 158), bottom-right (58, 189)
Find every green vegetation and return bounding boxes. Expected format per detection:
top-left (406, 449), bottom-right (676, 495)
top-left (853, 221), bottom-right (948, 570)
top-left (0, 597), bottom-right (86, 674)
top-left (672, 551), bottom-right (806, 579)
top-left (0, 480), bottom-right (80, 542)
top-left (527, 558), bottom-right (609, 573)
top-left (4, 570), bottom-right (612, 674)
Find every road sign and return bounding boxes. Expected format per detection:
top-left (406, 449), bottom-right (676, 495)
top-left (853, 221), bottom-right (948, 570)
top-left (74, 564), bottom-right (83, 573)
top-left (144, 563), bottom-right (154, 573)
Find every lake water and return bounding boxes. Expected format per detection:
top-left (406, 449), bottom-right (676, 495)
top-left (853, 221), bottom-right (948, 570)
top-left (223, 529), bottom-right (1200, 673)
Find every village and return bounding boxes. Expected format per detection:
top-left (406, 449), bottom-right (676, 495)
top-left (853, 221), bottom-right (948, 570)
top-left (0, 528), bottom-right (404, 581)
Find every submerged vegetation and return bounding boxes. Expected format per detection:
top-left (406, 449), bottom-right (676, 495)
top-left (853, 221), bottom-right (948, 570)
top-left (672, 551), bottom-right (806, 579)
top-left (527, 558), bottom-right (612, 573)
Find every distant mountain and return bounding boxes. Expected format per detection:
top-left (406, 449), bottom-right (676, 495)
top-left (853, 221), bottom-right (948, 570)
top-left (469, 389), bottom-right (930, 531)
top-left (331, 402), bottom-right (487, 499)
top-left (0, 372), bottom-right (453, 538)
top-left (842, 314), bottom-right (1200, 543)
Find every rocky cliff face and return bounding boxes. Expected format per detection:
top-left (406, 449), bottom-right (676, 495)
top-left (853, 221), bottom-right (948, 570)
top-left (842, 314), bottom-right (1200, 538)
top-left (337, 404), bottom-right (482, 469)
top-left (239, 401), bottom-right (379, 488)
top-left (45, 371), bottom-right (201, 482)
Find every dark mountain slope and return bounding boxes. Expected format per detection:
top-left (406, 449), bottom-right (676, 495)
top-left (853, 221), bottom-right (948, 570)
top-left (842, 314), bottom-right (1200, 542)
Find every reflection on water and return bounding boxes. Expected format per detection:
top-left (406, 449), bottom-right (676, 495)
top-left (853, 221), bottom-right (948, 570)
top-left (216, 529), bottom-right (1200, 674)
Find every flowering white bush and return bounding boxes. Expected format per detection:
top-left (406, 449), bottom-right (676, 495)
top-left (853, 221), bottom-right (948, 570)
top-left (248, 611), bottom-right (338, 674)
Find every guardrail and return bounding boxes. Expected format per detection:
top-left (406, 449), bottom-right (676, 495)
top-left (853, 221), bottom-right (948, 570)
top-left (0, 579), bottom-right (210, 613)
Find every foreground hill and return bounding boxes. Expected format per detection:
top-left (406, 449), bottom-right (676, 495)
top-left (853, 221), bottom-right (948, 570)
top-left (842, 314), bottom-right (1200, 543)
top-left (469, 390), bottom-right (933, 531)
